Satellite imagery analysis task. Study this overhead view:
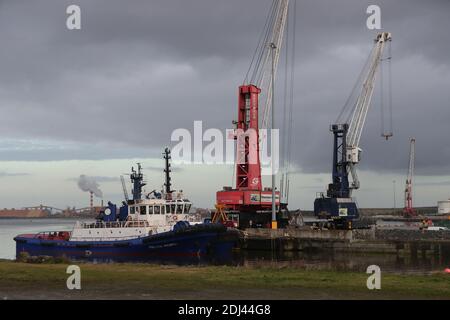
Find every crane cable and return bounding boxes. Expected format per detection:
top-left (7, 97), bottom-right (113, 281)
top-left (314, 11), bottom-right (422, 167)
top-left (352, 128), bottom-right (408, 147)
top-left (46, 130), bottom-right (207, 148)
top-left (380, 40), bottom-right (393, 139)
top-left (335, 46), bottom-right (373, 125)
top-left (244, 0), bottom-right (276, 84)
top-left (285, 0), bottom-right (297, 203)
top-left (335, 37), bottom-right (393, 140)
top-left (281, 0), bottom-right (290, 199)
top-left (244, 0), bottom-right (279, 86)
top-left (282, 0), bottom-right (296, 202)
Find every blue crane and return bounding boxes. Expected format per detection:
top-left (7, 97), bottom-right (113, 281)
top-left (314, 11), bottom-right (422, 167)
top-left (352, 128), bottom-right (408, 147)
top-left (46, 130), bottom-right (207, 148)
top-left (314, 32), bottom-right (392, 229)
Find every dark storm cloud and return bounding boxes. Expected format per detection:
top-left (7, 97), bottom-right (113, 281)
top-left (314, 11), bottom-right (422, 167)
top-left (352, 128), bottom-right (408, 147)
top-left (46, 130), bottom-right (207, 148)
top-left (0, 0), bottom-right (449, 175)
top-left (0, 171), bottom-right (30, 177)
top-left (0, 139), bottom-right (158, 161)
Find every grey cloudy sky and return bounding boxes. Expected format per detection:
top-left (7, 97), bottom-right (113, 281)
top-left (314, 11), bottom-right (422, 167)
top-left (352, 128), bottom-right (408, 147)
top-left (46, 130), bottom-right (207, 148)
top-left (0, 0), bottom-right (449, 209)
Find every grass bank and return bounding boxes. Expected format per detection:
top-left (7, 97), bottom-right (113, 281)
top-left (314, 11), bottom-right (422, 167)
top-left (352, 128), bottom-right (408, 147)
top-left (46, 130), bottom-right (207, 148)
top-left (0, 260), bottom-right (449, 299)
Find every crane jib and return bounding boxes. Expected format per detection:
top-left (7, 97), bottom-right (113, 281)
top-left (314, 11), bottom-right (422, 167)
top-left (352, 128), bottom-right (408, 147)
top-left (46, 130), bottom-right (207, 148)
top-left (343, 32), bottom-right (391, 190)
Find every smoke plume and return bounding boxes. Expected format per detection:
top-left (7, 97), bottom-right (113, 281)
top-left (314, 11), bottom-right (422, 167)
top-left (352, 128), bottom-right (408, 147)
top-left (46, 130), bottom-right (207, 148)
top-left (77, 175), bottom-right (103, 198)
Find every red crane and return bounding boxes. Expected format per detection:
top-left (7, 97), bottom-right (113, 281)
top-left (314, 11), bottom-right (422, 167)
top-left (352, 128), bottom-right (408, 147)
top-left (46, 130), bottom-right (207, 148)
top-left (403, 138), bottom-right (416, 217)
top-left (213, 1), bottom-right (291, 229)
top-left (215, 84), bottom-right (280, 228)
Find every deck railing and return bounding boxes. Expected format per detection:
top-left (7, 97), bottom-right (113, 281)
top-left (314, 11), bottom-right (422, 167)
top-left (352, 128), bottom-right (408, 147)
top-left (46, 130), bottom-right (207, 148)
top-left (74, 220), bottom-right (150, 229)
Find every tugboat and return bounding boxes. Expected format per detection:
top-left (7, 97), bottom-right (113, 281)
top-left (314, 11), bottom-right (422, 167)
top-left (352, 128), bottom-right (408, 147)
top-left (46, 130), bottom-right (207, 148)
top-left (14, 148), bottom-right (240, 263)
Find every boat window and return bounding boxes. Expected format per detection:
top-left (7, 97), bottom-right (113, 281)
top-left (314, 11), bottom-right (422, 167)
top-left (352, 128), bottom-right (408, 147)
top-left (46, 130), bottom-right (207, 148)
top-left (161, 205), bottom-right (166, 214)
top-left (171, 204), bottom-right (176, 213)
top-left (148, 206), bottom-right (154, 214)
top-left (130, 206), bottom-right (135, 214)
top-left (185, 204), bottom-right (191, 213)
top-left (154, 206), bottom-right (160, 214)
top-left (177, 204), bottom-right (184, 214)
top-left (135, 206), bottom-right (140, 214)
top-left (140, 206), bottom-right (147, 215)
top-left (165, 204), bottom-right (171, 214)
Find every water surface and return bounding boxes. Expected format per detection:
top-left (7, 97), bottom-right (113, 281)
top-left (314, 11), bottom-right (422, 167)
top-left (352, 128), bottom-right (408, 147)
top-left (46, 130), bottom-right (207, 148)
top-left (1, 218), bottom-right (448, 274)
top-left (0, 218), bottom-right (84, 260)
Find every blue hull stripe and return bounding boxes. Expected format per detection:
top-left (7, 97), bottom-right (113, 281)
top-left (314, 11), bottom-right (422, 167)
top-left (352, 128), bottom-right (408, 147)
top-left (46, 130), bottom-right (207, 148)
top-left (14, 225), bottom-right (238, 262)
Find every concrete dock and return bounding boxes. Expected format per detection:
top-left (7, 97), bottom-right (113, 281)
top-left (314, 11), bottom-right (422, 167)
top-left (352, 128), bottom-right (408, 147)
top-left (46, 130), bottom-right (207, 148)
top-left (240, 227), bottom-right (450, 260)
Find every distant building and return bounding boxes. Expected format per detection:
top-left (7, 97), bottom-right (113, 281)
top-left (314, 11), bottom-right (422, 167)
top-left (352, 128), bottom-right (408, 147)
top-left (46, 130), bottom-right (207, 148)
top-left (0, 208), bottom-right (49, 218)
top-left (438, 200), bottom-right (450, 214)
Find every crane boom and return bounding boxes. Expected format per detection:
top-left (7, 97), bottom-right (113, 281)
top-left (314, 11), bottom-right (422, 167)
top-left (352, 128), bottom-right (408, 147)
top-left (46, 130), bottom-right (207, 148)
top-left (260, 0), bottom-right (289, 129)
top-left (347, 32), bottom-right (392, 148)
top-left (346, 32), bottom-right (391, 191)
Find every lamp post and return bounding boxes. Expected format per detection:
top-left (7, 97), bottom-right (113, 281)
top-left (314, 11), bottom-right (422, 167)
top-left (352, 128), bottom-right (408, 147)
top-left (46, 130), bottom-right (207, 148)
top-left (393, 179), bottom-right (396, 211)
top-left (270, 42), bottom-right (277, 230)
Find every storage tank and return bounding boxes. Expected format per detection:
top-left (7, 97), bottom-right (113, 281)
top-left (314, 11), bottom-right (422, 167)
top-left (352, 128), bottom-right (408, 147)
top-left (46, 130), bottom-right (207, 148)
top-left (437, 200), bottom-right (450, 214)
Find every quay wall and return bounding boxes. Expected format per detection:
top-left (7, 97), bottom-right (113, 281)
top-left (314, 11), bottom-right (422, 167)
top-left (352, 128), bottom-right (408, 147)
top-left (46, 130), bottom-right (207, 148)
top-left (241, 227), bottom-right (450, 258)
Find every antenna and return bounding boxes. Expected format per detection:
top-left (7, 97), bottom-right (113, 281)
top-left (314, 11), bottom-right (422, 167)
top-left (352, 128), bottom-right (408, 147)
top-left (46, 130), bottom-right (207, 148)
top-left (130, 162), bottom-right (146, 201)
top-left (163, 148), bottom-right (173, 197)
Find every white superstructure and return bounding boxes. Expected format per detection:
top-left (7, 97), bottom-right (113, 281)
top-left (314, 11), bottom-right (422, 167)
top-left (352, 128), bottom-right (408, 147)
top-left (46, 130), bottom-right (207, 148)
top-left (70, 192), bottom-right (202, 242)
top-left (70, 149), bottom-right (205, 242)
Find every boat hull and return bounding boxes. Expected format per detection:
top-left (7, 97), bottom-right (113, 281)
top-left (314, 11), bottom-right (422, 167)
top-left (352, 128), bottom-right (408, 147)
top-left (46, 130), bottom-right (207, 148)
top-left (15, 224), bottom-right (240, 264)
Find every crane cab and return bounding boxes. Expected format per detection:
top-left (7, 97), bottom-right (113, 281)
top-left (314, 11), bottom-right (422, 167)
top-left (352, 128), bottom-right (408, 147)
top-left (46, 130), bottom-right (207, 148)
top-left (346, 146), bottom-right (362, 164)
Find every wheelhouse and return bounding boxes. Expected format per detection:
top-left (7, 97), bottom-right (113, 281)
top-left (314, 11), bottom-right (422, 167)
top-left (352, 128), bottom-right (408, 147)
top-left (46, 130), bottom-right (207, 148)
top-left (128, 198), bottom-right (192, 218)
